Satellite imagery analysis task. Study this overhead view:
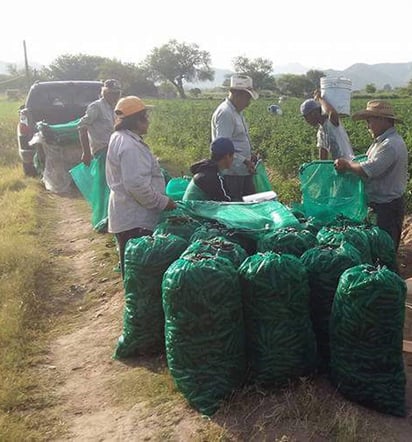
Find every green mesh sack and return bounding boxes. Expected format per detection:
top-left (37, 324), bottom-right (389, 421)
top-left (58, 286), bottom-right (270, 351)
top-left (299, 161), bottom-right (368, 223)
top-left (257, 227), bottom-right (318, 257)
top-left (160, 167), bottom-right (173, 184)
top-left (238, 252), bottom-right (317, 385)
top-left (180, 200), bottom-right (300, 233)
top-left (359, 225), bottom-right (397, 271)
top-left (330, 264), bottom-right (406, 416)
top-left (190, 221), bottom-right (233, 242)
top-left (154, 214), bottom-right (202, 241)
top-left (36, 118), bottom-right (81, 145)
top-left (300, 243), bottom-right (362, 368)
top-left (317, 225), bottom-right (372, 264)
top-left (181, 237), bottom-right (248, 268)
top-left (253, 160), bottom-right (272, 192)
top-left (162, 254), bottom-right (246, 416)
top-left (298, 216), bottom-right (325, 235)
top-left (114, 234), bottom-right (188, 359)
top-left (165, 177), bottom-right (191, 201)
top-left (70, 150), bottom-right (109, 230)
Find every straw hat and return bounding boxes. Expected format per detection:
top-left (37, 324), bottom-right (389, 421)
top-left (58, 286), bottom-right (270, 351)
top-left (352, 100), bottom-right (402, 122)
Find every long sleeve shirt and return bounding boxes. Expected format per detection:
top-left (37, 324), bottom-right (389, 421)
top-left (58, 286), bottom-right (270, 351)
top-left (106, 130), bottom-right (169, 233)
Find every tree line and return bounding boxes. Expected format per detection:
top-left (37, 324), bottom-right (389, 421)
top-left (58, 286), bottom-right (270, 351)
top-left (2, 39), bottom-right (412, 99)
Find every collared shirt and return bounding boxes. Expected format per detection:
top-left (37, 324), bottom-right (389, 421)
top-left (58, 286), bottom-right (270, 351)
top-left (78, 98), bottom-right (115, 155)
top-left (211, 98), bottom-right (252, 176)
top-left (360, 127), bottom-right (408, 204)
top-left (106, 130), bottom-right (169, 233)
top-left (317, 119), bottom-right (354, 160)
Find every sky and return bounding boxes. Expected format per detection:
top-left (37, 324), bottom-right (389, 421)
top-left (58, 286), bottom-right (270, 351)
top-left (1, 0), bottom-right (411, 72)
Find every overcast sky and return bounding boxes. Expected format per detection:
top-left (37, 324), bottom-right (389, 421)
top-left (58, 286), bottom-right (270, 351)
top-left (1, 0), bottom-right (411, 71)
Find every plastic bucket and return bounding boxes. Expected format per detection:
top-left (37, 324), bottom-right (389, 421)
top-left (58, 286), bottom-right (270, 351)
top-left (320, 77), bottom-right (352, 115)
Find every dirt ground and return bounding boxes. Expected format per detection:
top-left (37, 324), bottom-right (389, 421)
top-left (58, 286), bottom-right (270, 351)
top-left (41, 193), bottom-right (412, 441)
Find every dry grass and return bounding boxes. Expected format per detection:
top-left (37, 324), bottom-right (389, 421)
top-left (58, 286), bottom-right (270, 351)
top-left (0, 166), bottom-right (61, 440)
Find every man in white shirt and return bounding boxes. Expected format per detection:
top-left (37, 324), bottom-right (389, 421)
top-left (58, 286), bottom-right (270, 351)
top-left (211, 75), bottom-right (258, 201)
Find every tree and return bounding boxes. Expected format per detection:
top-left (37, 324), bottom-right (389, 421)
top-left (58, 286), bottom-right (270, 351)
top-left (405, 79), bottom-right (412, 95)
top-left (232, 56), bottom-right (276, 90)
top-left (306, 69), bottom-right (326, 90)
top-left (277, 74), bottom-right (313, 97)
top-left (144, 40), bottom-right (214, 99)
top-left (98, 59), bottom-right (157, 97)
top-left (42, 54), bottom-right (110, 80)
top-left (365, 83), bottom-right (377, 94)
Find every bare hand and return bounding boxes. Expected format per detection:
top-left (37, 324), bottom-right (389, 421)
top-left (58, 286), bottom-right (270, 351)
top-left (244, 159), bottom-right (256, 174)
top-left (334, 158), bottom-right (351, 172)
top-left (165, 198), bottom-right (177, 210)
top-left (81, 151), bottom-right (92, 167)
top-left (313, 89), bottom-right (321, 101)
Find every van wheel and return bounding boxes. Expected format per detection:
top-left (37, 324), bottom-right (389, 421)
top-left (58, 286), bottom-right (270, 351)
top-left (23, 162), bottom-right (37, 177)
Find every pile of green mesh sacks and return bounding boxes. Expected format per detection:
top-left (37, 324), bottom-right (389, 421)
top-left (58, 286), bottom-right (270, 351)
top-left (111, 187), bottom-right (405, 418)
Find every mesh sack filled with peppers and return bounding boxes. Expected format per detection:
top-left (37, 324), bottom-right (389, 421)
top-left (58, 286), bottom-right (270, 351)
top-left (317, 225), bottom-right (372, 264)
top-left (190, 222), bottom-right (257, 256)
top-left (257, 227), bottom-right (318, 257)
top-left (181, 237), bottom-right (248, 268)
top-left (162, 253), bottom-right (246, 416)
top-left (113, 233), bottom-right (188, 359)
top-left (154, 214), bottom-right (202, 241)
top-left (300, 243), bottom-right (362, 369)
top-left (330, 264), bottom-right (406, 416)
top-left (239, 252), bottom-right (317, 385)
top-left (320, 216), bottom-right (397, 270)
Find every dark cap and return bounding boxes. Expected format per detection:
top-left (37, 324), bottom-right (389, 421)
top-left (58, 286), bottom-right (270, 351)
top-left (210, 137), bottom-right (235, 159)
top-left (103, 79), bottom-right (122, 91)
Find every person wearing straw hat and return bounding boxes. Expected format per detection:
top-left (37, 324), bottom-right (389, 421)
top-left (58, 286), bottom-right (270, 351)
top-left (300, 90), bottom-right (354, 160)
top-left (211, 74), bottom-right (258, 201)
top-left (106, 96), bottom-right (176, 275)
top-left (334, 100), bottom-right (408, 250)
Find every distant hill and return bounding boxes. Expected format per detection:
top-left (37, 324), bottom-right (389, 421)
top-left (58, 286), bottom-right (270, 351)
top-left (191, 62), bottom-right (412, 91)
top-left (324, 62), bottom-right (412, 90)
top-left (2, 59), bottom-right (412, 91)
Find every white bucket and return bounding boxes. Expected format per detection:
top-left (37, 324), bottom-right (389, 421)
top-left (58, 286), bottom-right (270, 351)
top-left (320, 77), bottom-right (352, 115)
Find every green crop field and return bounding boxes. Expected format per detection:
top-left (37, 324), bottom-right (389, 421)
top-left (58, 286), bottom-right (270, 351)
top-left (1, 96), bottom-right (412, 205)
top-left (145, 96), bottom-right (412, 207)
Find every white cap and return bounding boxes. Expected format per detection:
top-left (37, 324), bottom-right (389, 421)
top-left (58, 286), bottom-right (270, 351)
top-left (229, 75), bottom-right (258, 100)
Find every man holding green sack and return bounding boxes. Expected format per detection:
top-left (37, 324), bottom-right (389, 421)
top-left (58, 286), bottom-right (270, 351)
top-left (78, 79), bottom-right (121, 230)
top-left (334, 100), bottom-right (408, 250)
top-left (183, 137), bottom-right (234, 201)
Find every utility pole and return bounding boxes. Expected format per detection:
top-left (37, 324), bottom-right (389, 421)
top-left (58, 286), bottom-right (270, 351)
top-left (23, 40), bottom-right (31, 89)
